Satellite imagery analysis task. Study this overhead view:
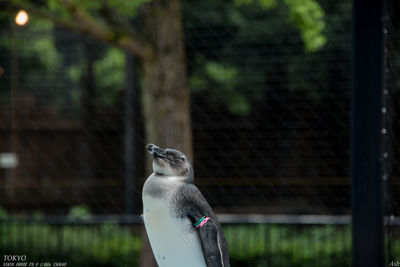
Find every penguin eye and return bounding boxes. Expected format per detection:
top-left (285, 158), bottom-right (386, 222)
top-left (174, 156), bottom-right (184, 161)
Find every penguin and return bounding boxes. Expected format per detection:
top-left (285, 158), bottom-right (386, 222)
top-left (142, 144), bottom-right (230, 267)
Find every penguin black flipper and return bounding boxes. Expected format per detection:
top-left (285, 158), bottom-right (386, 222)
top-left (176, 183), bottom-right (230, 267)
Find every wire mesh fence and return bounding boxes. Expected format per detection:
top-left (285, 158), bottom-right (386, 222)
top-left (0, 0), bottom-right (399, 266)
top-left (0, 0), bottom-right (353, 216)
top-left (185, 0), bottom-right (351, 215)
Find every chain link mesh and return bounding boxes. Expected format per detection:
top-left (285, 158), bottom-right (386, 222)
top-left (0, 1), bottom-right (354, 216)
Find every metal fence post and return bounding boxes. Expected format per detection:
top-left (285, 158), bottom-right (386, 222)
top-left (124, 52), bottom-right (138, 214)
top-left (351, 0), bottom-right (384, 266)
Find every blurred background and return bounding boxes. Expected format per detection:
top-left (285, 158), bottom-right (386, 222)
top-left (0, 0), bottom-right (399, 266)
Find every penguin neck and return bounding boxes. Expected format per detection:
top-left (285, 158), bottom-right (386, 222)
top-left (152, 172), bottom-right (193, 184)
top-left (143, 173), bottom-right (189, 199)
top-left (154, 173), bottom-right (194, 185)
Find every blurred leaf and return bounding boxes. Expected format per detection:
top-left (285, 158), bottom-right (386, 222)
top-left (258, 0), bottom-right (277, 9)
top-left (190, 57), bottom-right (250, 115)
top-left (189, 74), bottom-right (207, 93)
top-left (226, 91), bottom-right (250, 115)
top-left (70, 0), bottom-right (103, 11)
top-left (234, 0), bottom-right (277, 9)
top-left (0, 206), bottom-right (8, 219)
top-left (67, 61), bottom-right (86, 82)
top-left (234, 0), bottom-right (253, 6)
top-left (283, 0), bottom-right (327, 52)
top-left (93, 47), bottom-right (126, 107)
top-left (45, 0), bottom-right (71, 20)
top-left (65, 47), bottom-right (125, 110)
top-left (105, 0), bottom-right (152, 16)
top-left (94, 48), bottom-right (125, 89)
top-left (205, 62), bottom-right (238, 88)
top-left (68, 205), bottom-right (92, 220)
top-left (233, 0), bottom-right (326, 52)
top-left (2, 18), bottom-right (61, 70)
top-left (30, 37), bottom-right (60, 69)
top-left (32, 211), bottom-right (45, 220)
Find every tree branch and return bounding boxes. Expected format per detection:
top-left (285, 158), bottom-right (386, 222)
top-left (3, 0), bottom-right (154, 61)
top-left (64, 0), bottom-right (153, 60)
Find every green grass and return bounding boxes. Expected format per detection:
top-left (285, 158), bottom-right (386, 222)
top-left (224, 224), bottom-right (352, 266)
top-left (0, 222), bottom-right (356, 267)
top-left (0, 223), bottom-right (141, 267)
top-left (2, 205), bottom-right (396, 267)
top-left (4, 205), bottom-right (400, 267)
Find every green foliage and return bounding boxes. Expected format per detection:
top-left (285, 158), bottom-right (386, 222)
top-left (0, 17), bottom-right (60, 71)
top-left (67, 205), bottom-right (92, 220)
top-left (45, 0), bottom-right (71, 20)
top-left (104, 0), bottom-right (152, 16)
top-left (0, 6), bottom-right (127, 112)
top-left (224, 224), bottom-right (352, 267)
top-left (3, 220), bottom-right (400, 267)
top-left (0, 222), bottom-right (363, 267)
top-left (0, 14), bottom-right (71, 112)
top-left (67, 47), bottom-right (125, 109)
top-left (0, 206), bottom-right (8, 219)
top-left (69, 0), bottom-right (103, 11)
top-left (185, 0), bottom-right (328, 116)
top-left (0, 223), bottom-right (141, 267)
top-left (190, 58), bottom-right (250, 115)
top-left (231, 0), bottom-right (326, 52)
top-left (32, 211), bottom-right (45, 220)
top-left (67, 62), bottom-right (84, 83)
top-left (66, 60), bottom-right (85, 110)
top-left (41, 0), bottom-right (151, 19)
top-left (93, 47), bottom-right (126, 107)
top-left (283, 0), bottom-right (326, 52)
top-left (6, 0), bottom-right (329, 118)
top-left (206, 62), bottom-right (238, 87)
top-left (234, 0), bottom-right (277, 9)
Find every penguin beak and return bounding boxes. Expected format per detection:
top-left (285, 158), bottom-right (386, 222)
top-left (147, 144), bottom-right (166, 158)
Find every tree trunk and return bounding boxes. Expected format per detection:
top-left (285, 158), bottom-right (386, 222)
top-left (139, 0), bottom-right (192, 266)
top-left (141, 0), bottom-right (192, 158)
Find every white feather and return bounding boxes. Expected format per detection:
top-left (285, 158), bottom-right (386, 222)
top-left (143, 195), bottom-right (207, 267)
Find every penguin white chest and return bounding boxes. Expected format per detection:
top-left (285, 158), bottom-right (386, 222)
top-left (143, 195), bottom-right (206, 267)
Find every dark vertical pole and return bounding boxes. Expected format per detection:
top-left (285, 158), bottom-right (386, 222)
top-left (124, 52), bottom-right (137, 214)
top-left (80, 39), bottom-right (96, 179)
top-left (8, 18), bottom-right (18, 198)
top-left (352, 0), bottom-right (384, 266)
top-left (382, 1), bottom-right (393, 265)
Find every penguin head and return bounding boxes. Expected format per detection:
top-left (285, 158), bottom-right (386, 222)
top-left (147, 144), bottom-right (194, 183)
